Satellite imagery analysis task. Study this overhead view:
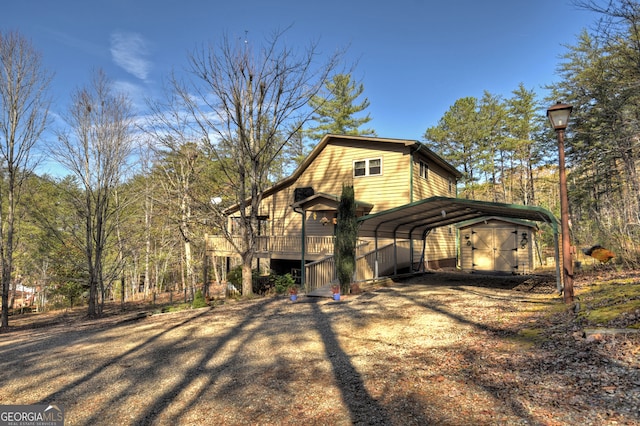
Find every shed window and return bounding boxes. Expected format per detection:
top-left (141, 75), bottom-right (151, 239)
top-left (354, 158), bottom-right (382, 177)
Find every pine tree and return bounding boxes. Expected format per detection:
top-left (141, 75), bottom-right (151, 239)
top-left (306, 74), bottom-right (376, 141)
top-left (505, 83), bottom-right (544, 206)
top-left (424, 97), bottom-right (482, 199)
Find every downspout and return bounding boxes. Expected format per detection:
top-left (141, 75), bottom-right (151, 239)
top-left (409, 143), bottom-right (426, 270)
top-left (410, 151), bottom-right (415, 202)
top-left (293, 206), bottom-right (306, 289)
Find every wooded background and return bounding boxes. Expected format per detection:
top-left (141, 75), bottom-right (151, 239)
top-left (1, 1), bottom-right (639, 324)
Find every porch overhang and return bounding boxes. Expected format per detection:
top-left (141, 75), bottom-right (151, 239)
top-left (291, 192), bottom-right (374, 215)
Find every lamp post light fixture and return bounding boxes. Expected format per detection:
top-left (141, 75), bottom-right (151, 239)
top-left (547, 102), bottom-right (574, 304)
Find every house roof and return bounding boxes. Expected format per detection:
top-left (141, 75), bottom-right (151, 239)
top-left (357, 196), bottom-right (558, 239)
top-left (224, 134), bottom-right (462, 214)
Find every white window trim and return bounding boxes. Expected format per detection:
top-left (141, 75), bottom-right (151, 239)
top-left (353, 157), bottom-right (382, 177)
top-left (419, 160), bottom-right (429, 180)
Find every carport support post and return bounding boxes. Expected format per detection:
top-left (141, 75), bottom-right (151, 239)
top-left (374, 230), bottom-right (379, 279)
top-left (301, 208), bottom-right (306, 288)
top-left (393, 235), bottom-right (398, 276)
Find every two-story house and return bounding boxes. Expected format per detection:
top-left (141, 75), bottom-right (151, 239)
top-left (206, 134), bottom-right (463, 290)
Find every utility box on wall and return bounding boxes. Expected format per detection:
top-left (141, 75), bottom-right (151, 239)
top-left (457, 217), bottom-right (538, 275)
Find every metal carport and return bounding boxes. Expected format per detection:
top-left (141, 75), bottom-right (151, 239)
top-left (356, 196), bottom-right (561, 291)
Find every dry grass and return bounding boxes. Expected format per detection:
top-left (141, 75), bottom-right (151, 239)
top-left (0, 271), bottom-right (638, 425)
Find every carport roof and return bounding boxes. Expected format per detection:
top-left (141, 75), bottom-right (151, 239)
top-left (357, 196), bottom-right (558, 239)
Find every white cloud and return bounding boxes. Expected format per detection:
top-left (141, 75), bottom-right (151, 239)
top-left (113, 80), bottom-right (146, 107)
top-left (110, 31), bottom-right (152, 81)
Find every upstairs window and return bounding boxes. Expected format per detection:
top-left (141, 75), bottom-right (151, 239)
top-left (419, 161), bottom-right (429, 180)
top-left (354, 158), bottom-right (382, 177)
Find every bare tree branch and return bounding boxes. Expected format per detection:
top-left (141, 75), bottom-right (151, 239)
top-left (0, 30), bottom-right (52, 330)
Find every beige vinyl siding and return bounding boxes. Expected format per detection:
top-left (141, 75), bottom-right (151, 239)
top-left (260, 185), bottom-right (298, 236)
top-left (412, 156), bottom-right (456, 200)
top-left (305, 210), bottom-right (335, 237)
top-left (296, 140), bottom-right (412, 213)
top-left (259, 140), bottom-right (414, 237)
top-left (246, 139), bottom-right (459, 264)
top-left (424, 225), bottom-right (457, 262)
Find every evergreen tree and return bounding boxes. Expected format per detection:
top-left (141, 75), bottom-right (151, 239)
top-left (424, 97), bottom-right (483, 199)
top-left (334, 185), bottom-right (357, 294)
top-left (306, 74), bottom-right (376, 141)
top-left (476, 91), bottom-right (508, 202)
top-left (505, 83), bottom-right (544, 206)
top-left (550, 12), bottom-right (640, 265)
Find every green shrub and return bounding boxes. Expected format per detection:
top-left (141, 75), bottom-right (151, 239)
top-left (192, 289), bottom-right (208, 309)
top-left (227, 265), bottom-right (243, 288)
top-left (274, 273), bottom-right (296, 294)
top-left (227, 266), bottom-right (300, 296)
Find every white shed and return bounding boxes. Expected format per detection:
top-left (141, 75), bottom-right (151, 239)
top-left (457, 217), bottom-right (539, 275)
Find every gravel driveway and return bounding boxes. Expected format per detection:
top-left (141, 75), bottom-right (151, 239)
top-left (0, 272), bottom-right (638, 425)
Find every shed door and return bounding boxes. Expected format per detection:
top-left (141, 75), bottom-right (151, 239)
top-left (472, 228), bottom-right (516, 272)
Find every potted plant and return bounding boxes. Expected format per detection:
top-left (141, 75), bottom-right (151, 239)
top-left (289, 285), bottom-right (299, 301)
top-left (331, 284), bottom-right (340, 301)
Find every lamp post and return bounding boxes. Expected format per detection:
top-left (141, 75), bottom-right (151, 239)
top-left (547, 102), bottom-right (574, 304)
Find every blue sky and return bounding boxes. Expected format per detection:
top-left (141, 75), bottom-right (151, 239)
top-left (3, 0), bottom-right (599, 144)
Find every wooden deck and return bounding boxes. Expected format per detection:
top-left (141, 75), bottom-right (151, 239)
top-left (205, 235), bottom-right (373, 260)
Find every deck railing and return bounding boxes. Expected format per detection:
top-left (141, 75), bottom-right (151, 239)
top-left (355, 240), bottom-right (412, 280)
top-left (304, 256), bottom-right (337, 292)
top-left (206, 235), bottom-right (371, 257)
top-left (207, 233), bottom-right (414, 292)
top-left (304, 241), bottom-right (411, 292)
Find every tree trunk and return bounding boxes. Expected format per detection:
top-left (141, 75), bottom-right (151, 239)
top-left (242, 257), bottom-right (253, 296)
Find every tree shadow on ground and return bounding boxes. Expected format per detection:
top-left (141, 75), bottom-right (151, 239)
top-left (309, 302), bottom-right (394, 425)
top-left (32, 309), bottom-right (213, 407)
top-left (23, 295), bottom-right (397, 424)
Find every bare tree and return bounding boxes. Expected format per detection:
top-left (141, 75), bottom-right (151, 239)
top-left (0, 31), bottom-right (52, 330)
top-left (155, 141), bottom-right (200, 295)
top-left (172, 29), bottom-right (342, 296)
top-left (145, 84), bottom-right (210, 298)
top-left (53, 70), bottom-right (135, 318)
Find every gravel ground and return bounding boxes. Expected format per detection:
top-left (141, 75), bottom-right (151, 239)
top-left (0, 272), bottom-right (638, 425)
